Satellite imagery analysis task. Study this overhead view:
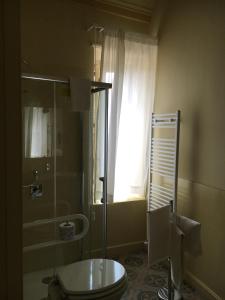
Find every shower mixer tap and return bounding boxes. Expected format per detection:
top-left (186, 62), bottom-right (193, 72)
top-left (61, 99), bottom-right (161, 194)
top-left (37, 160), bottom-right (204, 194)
top-left (31, 169), bottom-right (42, 198)
top-left (23, 169), bottom-right (43, 199)
top-left (30, 182), bottom-right (42, 199)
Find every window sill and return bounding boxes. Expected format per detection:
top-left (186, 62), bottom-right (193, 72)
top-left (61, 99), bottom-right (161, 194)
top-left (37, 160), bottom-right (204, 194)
top-left (93, 197), bottom-right (146, 206)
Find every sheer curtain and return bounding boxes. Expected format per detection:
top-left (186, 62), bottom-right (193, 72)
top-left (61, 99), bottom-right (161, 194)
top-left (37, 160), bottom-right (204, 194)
top-left (101, 31), bottom-right (158, 202)
top-left (101, 31), bottom-right (125, 200)
top-left (24, 107), bottom-right (52, 157)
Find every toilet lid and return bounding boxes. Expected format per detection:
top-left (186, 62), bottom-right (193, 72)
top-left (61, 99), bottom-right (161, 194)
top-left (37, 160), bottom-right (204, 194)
top-left (56, 259), bottom-right (126, 295)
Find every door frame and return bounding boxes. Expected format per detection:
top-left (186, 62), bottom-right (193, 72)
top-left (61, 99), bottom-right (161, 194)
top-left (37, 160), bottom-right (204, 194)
top-left (0, 0), bottom-right (22, 299)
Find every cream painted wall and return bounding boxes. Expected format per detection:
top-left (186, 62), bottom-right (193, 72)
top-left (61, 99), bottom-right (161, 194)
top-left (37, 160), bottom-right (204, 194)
top-left (21, 0), bottom-right (149, 78)
top-left (91, 200), bottom-right (146, 257)
top-left (155, 0), bottom-right (225, 298)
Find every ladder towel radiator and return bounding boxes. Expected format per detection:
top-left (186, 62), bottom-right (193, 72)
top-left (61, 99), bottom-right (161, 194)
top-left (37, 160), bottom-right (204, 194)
top-left (147, 111), bottom-right (181, 300)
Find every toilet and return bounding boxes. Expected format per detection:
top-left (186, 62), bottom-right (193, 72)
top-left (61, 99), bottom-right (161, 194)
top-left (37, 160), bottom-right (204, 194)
top-left (48, 258), bottom-right (128, 300)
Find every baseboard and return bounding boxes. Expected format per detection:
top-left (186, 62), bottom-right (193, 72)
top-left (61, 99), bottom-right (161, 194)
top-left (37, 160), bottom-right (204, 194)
top-left (185, 271), bottom-right (222, 300)
top-left (90, 240), bottom-right (145, 258)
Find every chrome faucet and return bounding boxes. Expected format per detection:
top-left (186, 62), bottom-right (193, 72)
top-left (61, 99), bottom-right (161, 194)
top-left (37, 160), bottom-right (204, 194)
top-left (30, 169), bottom-right (42, 198)
top-left (23, 169), bottom-right (43, 199)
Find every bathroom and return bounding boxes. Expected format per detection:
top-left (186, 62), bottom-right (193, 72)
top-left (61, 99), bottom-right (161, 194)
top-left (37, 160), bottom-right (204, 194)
top-left (1, 0), bottom-right (225, 299)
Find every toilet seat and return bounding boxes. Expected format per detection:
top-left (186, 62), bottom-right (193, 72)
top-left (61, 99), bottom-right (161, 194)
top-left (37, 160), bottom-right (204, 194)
top-left (56, 259), bottom-right (127, 299)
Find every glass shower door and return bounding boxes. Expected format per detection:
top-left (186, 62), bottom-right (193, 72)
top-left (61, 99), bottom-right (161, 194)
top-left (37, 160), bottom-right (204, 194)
top-left (54, 81), bottom-right (83, 265)
top-left (22, 78), bottom-right (85, 300)
top-left (22, 78), bottom-right (56, 300)
top-left (22, 75), bottom-right (111, 300)
top-left (89, 87), bottom-right (109, 259)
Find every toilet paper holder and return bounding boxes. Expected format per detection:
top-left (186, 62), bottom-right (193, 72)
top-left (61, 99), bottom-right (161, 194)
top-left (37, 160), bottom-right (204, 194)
top-left (58, 214), bottom-right (89, 241)
top-left (23, 213), bottom-right (90, 253)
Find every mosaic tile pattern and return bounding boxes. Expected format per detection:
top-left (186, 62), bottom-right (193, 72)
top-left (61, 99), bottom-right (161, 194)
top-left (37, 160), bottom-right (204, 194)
top-left (118, 251), bottom-right (202, 300)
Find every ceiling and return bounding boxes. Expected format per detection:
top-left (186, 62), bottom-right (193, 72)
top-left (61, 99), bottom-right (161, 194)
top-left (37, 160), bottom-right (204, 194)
top-left (100, 0), bottom-right (156, 15)
top-left (75, 0), bottom-right (158, 23)
top-left (95, 0), bottom-right (158, 23)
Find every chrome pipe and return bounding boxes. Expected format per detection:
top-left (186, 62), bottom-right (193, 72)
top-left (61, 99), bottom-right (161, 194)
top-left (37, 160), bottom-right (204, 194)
top-left (173, 110), bottom-right (180, 213)
top-left (21, 73), bottom-right (112, 90)
top-left (21, 73), bottom-right (68, 83)
top-left (102, 89), bottom-right (109, 258)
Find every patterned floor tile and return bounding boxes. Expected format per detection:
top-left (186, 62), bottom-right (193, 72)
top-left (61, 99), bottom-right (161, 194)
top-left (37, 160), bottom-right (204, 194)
top-left (119, 251), bottom-right (202, 300)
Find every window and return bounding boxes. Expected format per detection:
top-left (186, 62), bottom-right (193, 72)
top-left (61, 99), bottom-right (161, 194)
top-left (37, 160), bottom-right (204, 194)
top-left (94, 32), bottom-right (157, 203)
top-left (93, 44), bottom-right (102, 81)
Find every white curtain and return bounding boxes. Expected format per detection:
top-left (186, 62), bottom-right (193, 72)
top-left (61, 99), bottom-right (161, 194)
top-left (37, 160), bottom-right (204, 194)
top-left (94, 93), bottom-right (106, 200)
top-left (101, 31), bottom-right (157, 202)
top-left (24, 107), bottom-right (52, 158)
top-left (101, 31), bottom-right (125, 198)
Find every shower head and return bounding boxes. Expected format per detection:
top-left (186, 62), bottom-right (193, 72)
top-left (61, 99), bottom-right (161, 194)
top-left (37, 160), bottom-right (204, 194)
top-left (87, 24), bottom-right (104, 33)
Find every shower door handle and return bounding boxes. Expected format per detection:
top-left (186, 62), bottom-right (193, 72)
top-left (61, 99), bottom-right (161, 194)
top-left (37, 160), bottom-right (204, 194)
top-left (99, 177), bottom-right (105, 204)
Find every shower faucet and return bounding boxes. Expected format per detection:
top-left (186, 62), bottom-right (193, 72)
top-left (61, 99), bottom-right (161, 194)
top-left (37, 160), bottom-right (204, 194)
top-left (30, 182), bottom-right (43, 199)
top-left (23, 169), bottom-right (43, 199)
top-left (30, 169), bottom-right (42, 198)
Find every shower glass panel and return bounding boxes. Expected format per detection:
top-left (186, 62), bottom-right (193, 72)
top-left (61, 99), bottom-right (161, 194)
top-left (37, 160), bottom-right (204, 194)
top-left (22, 78), bottom-right (56, 300)
top-left (22, 75), bottom-right (110, 300)
top-left (89, 89), bottom-right (108, 258)
top-left (54, 81), bottom-right (83, 266)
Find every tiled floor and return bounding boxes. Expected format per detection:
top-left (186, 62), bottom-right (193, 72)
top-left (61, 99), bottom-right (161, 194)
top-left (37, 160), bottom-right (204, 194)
top-left (23, 268), bottom-right (52, 300)
top-left (119, 251), bottom-right (202, 300)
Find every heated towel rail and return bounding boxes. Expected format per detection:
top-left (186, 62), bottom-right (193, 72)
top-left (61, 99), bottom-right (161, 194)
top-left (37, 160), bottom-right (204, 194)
top-left (147, 111), bottom-right (180, 213)
top-left (147, 111), bottom-right (181, 300)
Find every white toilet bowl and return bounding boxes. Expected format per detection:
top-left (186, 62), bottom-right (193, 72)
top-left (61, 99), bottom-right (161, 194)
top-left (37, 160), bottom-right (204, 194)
top-left (48, 259), bottom-right (128, 300)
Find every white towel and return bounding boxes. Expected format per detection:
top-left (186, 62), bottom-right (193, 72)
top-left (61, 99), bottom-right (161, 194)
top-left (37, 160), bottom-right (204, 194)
top-left (170, 215), bottom-right (201, 293)
top-left (147, 205), bottom-right (170, 265)
top-left (70, 77), bottom-right (91, 111)
top-left (176, 215), bottom-right (202, 256)
top-left (170, 224), bottom-right (184, 291)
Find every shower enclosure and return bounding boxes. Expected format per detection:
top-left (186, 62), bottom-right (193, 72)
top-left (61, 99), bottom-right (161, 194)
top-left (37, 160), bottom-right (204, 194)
top-left (22, 74), bottom-right (111, 300)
